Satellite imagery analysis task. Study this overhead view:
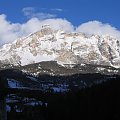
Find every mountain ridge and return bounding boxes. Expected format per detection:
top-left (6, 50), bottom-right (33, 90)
top-left (0, 24), bottom-right (120, 68)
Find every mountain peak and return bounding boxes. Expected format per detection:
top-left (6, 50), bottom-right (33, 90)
top-left (0, 26), bottom-right (120, 68)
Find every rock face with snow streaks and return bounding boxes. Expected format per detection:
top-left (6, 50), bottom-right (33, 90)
top-left (0, 25), bottom-right (120, 68)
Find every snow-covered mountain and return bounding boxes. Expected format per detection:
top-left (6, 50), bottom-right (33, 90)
top-left (0, 24), bottom-right (120, 68)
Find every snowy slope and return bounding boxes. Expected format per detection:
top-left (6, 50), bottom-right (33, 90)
top-left (0, 25), bottom-right (120, 68)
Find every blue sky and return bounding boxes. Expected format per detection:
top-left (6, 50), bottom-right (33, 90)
top-left (0, 0), bottom-right (120, 29)
top-left (0, 0), bottom-right (120, 46)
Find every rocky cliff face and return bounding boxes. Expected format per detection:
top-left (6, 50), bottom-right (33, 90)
top-left (0, 25), bottom-right (120, 68)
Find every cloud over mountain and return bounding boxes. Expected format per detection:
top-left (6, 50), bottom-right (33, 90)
top-left (76, 21), bottom-right (120, 38)
top-left (0, 14), bottom-right (120, 46)
top-left (0, 14), bottom-right (73, 46)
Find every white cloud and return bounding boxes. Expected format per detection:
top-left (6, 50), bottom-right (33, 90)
top-left (0, 14), bottom-right (74, 46)
top-left (51, 8), bottom-right (63, 12)
top-left (0, 14), bottom-right (21, 45)
top-left (39, 18), bottom-right (74, 32)
top-left (76, 21), bottom-right (120, 38)
top-left (0, 14), bottom-right (120, 47)
top-left (22, 7), bottom-right (56, 20)
top-left (22, 7), bottom-right (35, 16)
top-left (19, 18), bottom-right (74, 35)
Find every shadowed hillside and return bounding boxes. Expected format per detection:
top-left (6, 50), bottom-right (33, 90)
top-left (5, 75), bottom-right (120, 120)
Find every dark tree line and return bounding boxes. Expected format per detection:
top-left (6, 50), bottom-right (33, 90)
top-left (7, 75), bottom-right (120, 120)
